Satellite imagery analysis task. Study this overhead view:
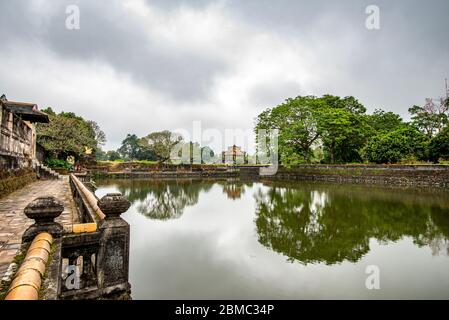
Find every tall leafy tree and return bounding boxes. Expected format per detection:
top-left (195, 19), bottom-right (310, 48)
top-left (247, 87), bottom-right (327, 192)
top-left (255, 95), bottom-right (370, 164)
top-left (118, 134), bottom-right (141, 160)
top-left (139, 130), bottom-right (183, 163)
top-left (255, 96), bottom-right (322, 164)
top-left (409, 98), bottom-right (448, 138)
top-left (366, 109), bottom-right (405, 133)
top-left (317, 96), bottom-right (370, 163)
top-left (36, 108), bottom-right (103, 161)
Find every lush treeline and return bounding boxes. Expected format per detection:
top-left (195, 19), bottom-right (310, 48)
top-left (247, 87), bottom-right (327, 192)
top-left (97, 131), bottom-right (215, 164)
top-left (36, 108), bottom-right (105, 166)
top-left (255, 95), bottom-right (449, 165)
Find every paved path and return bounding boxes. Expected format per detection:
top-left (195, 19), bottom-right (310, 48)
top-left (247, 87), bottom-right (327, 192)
top-left (0, 177), bottom-right (77, 279)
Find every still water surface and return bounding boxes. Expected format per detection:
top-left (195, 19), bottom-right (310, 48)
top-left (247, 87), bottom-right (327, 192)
top-left (95, 179), bottom-right (449, 299)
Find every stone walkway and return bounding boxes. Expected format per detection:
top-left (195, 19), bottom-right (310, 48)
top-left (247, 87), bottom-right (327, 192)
top-left (0, 177), bottom-right (77, 279)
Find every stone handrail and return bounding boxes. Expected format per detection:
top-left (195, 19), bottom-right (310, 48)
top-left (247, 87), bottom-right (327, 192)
top-left (4, 232), bottom-right (53, 300)
top-left (6, 188), bottom-right (132, 300)
top-left (69, 173), bottom-right (105, 233)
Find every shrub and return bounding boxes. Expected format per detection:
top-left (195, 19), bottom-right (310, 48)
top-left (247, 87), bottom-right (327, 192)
top-left (44, 158), bottom-right (72, 169)
top-left (362, 127), bottom-right (428, 164)
top-left (429, 127), bottom-right (449, 162)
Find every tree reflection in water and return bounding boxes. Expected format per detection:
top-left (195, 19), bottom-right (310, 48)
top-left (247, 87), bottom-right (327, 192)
top-left (112, 179), bottom-right (213, 220)
top-left (97, 178), bottom-right (449, 263)
top-left (254, 182), bottom-right (449, 265)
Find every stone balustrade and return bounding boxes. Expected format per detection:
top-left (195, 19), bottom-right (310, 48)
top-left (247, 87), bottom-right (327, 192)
top-left (4, 175), bottom-right (132, 300)
top-left (4, 232), bottom-right (53, 300)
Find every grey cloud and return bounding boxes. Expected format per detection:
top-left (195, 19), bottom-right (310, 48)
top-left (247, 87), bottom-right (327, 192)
top-left (0, 0), bottom-right (229, 102)
top-left (1, 0), bottom-right (448, 150)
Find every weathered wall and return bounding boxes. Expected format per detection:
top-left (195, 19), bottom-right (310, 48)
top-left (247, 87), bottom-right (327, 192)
top-left (35, 143), bottom-right (46, 163)
top-left (0, 105), bottom-right (34, 170)
top-left (264, 165), bottom-right (449, 188)
top-left (0, 169), bottom-right (37, 198)
top-left (88, 163), bottom-right (449, 188)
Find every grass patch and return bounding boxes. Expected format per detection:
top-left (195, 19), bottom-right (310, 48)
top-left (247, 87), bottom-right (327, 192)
top-left (0, 248), bottom-right (26, 300)
top-left (38, 242), bottom-right (57, 300)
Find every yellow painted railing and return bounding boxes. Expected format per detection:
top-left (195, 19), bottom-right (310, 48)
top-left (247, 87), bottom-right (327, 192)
top-left (5, 233), bottom-right (53, 300)
top-left (70, 174), bottom-right (105, 234)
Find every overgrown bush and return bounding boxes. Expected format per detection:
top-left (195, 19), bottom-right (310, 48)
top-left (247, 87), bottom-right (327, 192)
top-left (429, 127), bottom-right (449, 162)
top-left (362, 127), bottom-right (428, 164)
top-left (44, 158), bottom-right (72, 169)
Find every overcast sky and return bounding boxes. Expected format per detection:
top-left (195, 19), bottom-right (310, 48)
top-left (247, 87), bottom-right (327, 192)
top-left (1, 0), bottom-right (448, 152)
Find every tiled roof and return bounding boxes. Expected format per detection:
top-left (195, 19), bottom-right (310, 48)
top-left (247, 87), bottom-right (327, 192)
top-left (1, 98), bottom-right (49, 123)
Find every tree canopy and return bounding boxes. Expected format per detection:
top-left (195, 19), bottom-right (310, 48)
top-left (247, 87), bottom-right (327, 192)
top-left (255, 94), bottom-right (449, 165)
top-left (139, 130), bottom-right (183, 163)
top-left (36, 108), bottom-right (105, 162)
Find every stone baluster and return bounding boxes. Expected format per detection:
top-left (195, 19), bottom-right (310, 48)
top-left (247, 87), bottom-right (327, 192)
top-left (96, 193), bottom-right (131, 298)
top-left (22, 196), bottom-right (64, 243)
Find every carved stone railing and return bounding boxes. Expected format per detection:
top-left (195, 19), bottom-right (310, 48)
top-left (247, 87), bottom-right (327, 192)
top-left (69, 173), bottom-right (105, 226)
top-left (10, 174), bottom-right (132, 300)
top-left (4, 197), bottom-right (64, 300)
top-left (59, 174), bottom-right (131, 299)
top-left (4, 232), bottom-right (54, 300)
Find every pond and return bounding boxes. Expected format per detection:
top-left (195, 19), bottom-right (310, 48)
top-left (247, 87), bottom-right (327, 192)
top-left (95, 178), bottom-right (449, 299)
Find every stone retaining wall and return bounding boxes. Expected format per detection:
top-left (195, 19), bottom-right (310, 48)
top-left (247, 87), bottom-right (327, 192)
top-left (264, 165), bottom-right (449, 187)
top-left (0, 169), bottom-right (37, 198)
top-left (88, 164), bottom-right (449, 188)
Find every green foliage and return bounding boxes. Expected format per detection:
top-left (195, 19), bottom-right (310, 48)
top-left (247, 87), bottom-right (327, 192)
top-left (37, 108), bottom-right (106, 161)
top-left (428, 126), bottom-right (449, 162)
top-left (255, 96), bottom-right (322, 164)
top-left (95, 149), bottom-right (108, 161)
top-left (409, 100), bottom-right (448, 138)
top-left (366, 109), bottom-right (405, 133)
top-left (362, 127), bottom-right (428, 164)
top-left (254, 182), bottom-right (449, 265)
top-left (0, 169), bottom-right (36, 199)
top-left (317, 103), bottom-right (369, 163)
top-left (253, 93), bottom-right (449, 164)
top-left (255, 95), bottom-right (370, 165)
top-left (44, 158), bottom-right (72, 169)
top-left (117, 133), bottom-right (157, 161)
top-left (106, 150), bottom-right (121, 161)
top-left (139, 130), bottom-right (183, 163)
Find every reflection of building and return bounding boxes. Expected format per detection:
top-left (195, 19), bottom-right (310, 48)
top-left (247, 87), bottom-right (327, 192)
top-left (222, 183), bottom-right (244, 200)
top-left (0, 95), bottom-right (49, 169)
top-left (221, 145), bottom-right (247, 165)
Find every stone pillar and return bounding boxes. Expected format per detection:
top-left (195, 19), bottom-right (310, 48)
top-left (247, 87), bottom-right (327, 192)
top-left (22, 196), bottom-right (64, 243)
top-left (97, 193), bottom-right (131, 298)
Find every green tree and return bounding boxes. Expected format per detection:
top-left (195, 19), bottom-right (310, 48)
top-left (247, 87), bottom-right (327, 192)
top-left (363, 126), bottom-right (428, 163)
top-left (409, 98), bottom-right (448, 138)
top-left (87, 121), bottom-right (106, 147)
top-left (118, 134), bottom-right (141, 160)
top-left (139, 130), bottom-right (183, 163)
top-left (255, 96), bottom-right (322, 164)
top-left (428, 126), bottom-right (449, 162)
top-left (106, 150), bottom-right (121, 161)
top-left (317, 96), bottom-right (369, 163)
top-left (95, 149), bottom-right (108, 161)
top-left (36, 108), bottom-right (103, 161)
top-left (366, 109), bottom-right (405, 133)
top-left (255, 95), bottom-right (370, 164)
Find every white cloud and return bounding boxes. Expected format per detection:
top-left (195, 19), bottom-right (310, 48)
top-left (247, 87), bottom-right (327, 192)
top-left (1, 0), bottom-right (448, 152)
